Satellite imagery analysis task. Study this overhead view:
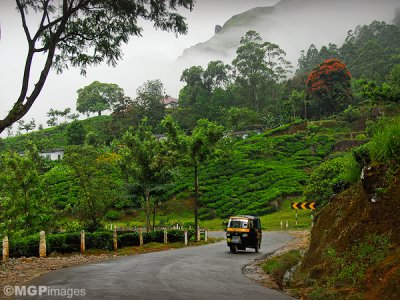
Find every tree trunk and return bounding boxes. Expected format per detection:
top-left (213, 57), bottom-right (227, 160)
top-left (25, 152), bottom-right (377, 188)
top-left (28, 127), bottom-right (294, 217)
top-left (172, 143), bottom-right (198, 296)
top-left (194, 163), bottom-right (199, 240)
top-left (145, 190), bottom-right (151, 232)
top-left (152, 201), bottom-right (156, 231)
top-left (304, 99), bottom-right (308, 120)
top-left (98, 111), bottom-right (102, 116)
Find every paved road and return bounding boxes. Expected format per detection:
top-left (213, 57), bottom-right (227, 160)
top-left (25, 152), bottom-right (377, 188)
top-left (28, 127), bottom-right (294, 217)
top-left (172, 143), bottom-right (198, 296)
top-left (25, 232), bottom-right (295, 300)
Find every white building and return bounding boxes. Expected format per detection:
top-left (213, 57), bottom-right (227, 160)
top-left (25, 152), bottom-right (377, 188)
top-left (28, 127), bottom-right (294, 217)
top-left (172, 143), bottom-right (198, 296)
top-left (40, 148), bottom-right (64, 161)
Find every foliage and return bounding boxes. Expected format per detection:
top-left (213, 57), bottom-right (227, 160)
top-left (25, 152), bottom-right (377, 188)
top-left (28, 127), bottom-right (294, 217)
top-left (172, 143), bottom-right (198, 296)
top-left (8, 233), bottom-right (40, 258)
top-left (224, 107), bottom-right (259, 131)
top-left (119, 119), bottom-right (172, 232)
top-left (66, 120), bottom-right (87, 145)
top-left (42, 165), bottom-right (79, 211)
top-left (105, 210), bottom-right (121, 221)
top-left (4, 229), bottom-right (195, 258)
top-left (261, 250), bottom-right (302, 287)
top-left (76, 81), bottom-right (125, 116)
top-left (167, 128), bottom-right (334, 218)
top-left (232, 30), bottom-right (292, 112)
top-left (339, 105), bottom-right (362, 122)
top-left (369, 117), bottom-right (400, 164)
top-left (64, 145), bottom-right (124, 230)
top-left (306, 59), bottom-right (353, 118)
top-left (0, 146), bottom-right (54, 236)
top-left (305, 154), bottom-right (360, 207)
top-left (298, 21), bottom-right (400, 83)
top-left (134, 79), bottom-right (166, 130)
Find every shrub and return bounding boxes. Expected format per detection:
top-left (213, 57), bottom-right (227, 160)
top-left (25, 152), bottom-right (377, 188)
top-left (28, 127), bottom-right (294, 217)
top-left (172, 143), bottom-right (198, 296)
top-left (47, 232), bottom-right (80, 254)
top-left (369, 117), bottom-right (400, 164)
top-left (340, 105), bottom-right (362, 122)
top-left (168, 229), bottom-right (194, 243)
top-left (118, 232), bottom-right (140, 247)
top-left (86, 231), bottom-right (113, 250)
top-left (9, 234), bottom-right (40, 258)
top-left (105, 210), bottom-right (121, 221)
top-left (305, 154), bottom-right (360, 206)
top-left (6, 229), bottom-right (193, 258)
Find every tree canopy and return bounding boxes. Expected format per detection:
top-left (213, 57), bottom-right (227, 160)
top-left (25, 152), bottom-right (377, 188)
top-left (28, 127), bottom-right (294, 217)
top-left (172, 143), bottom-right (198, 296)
top-left (306, 59), bottom-right (353, 118)
top-left (76, 81), bottom-right (125, 116)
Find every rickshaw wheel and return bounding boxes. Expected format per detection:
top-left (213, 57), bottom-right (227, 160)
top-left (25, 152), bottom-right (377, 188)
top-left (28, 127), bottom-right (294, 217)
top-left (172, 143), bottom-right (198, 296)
top-left (230, 245), bottom-right (238, 254)
top-left (255, 241), bottom-right (260, 253)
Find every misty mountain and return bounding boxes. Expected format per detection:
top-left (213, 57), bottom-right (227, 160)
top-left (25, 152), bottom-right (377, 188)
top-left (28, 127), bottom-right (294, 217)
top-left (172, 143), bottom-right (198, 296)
top-left (178, 0), bottom-right (400, 69)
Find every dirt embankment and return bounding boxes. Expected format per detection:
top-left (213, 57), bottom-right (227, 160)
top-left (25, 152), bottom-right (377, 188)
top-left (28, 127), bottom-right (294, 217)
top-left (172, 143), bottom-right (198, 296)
top-left (300, 166), bottom-right (400, 299)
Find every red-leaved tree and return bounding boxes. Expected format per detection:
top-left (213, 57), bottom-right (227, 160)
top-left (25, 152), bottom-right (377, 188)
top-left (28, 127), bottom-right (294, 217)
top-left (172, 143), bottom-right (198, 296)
top-left (306, 58), bottom-right (353, 118)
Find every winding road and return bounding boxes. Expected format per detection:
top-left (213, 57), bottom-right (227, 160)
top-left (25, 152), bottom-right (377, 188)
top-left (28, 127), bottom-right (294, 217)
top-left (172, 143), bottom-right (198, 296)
top-left (25, 232), bottom-right (295, 300)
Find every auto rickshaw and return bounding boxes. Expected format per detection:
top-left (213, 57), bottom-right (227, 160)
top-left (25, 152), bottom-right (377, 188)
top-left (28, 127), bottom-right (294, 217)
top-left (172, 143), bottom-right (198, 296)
top-left (226, 215), bottom-right (262, 253)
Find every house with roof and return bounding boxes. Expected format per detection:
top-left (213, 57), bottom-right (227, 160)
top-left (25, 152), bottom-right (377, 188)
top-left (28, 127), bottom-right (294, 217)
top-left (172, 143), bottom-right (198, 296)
top-left (39, 148), bottom-right (64, 161)
top-left (161, 96), bottom-right (179, 109)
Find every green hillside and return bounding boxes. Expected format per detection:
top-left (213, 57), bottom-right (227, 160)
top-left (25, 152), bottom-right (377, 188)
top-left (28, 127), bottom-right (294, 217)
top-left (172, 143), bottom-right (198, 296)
top-left (196, 127), bottom-right (334, 218)
top-left (1, 116), bottom-right (111, 152)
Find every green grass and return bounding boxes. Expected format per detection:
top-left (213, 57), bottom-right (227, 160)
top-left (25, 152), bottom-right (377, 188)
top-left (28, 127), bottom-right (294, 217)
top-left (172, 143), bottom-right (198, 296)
top-left (261, 249), bottom-right (303, 286)
top-left (260, 199), bottom-right (314, 230)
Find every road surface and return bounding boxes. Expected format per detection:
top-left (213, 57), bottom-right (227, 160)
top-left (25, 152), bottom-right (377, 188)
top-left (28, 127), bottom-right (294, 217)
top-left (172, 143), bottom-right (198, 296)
top-left (24, 232), bottom-right (295, 300)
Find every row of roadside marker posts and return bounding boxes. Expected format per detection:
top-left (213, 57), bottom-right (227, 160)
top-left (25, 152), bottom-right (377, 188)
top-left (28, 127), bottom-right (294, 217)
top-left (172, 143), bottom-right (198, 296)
top-left (289, 202), bottom-right (317, 228)
top-left (2, 227), bottom-right (208, 262)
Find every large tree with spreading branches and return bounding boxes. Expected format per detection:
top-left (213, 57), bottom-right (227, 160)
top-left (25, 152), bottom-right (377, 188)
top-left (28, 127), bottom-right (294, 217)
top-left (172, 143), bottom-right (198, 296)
top-left (0, 0), bottom-right (194, 134)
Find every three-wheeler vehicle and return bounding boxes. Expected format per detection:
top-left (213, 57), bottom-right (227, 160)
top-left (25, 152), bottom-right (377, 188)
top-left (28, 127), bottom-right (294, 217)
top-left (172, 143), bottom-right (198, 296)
top-left (226, 215), bottom-right (262, 253)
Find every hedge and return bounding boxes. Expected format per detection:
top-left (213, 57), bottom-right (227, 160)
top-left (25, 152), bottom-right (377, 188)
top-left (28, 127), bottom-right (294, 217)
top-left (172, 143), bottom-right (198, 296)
top-left (4, 229), bottom-right (195, 258)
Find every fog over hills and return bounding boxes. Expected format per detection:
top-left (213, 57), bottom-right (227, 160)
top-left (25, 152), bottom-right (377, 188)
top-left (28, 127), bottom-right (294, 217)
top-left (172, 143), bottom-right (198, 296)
top-left (178, 0), bottom-right (400, 69)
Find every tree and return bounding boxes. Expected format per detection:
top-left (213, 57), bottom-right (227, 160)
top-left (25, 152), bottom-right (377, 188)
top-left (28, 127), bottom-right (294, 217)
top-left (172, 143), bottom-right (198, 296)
top-left (388, 64), bottom-right (400, 100)
top-left (135, 79), bottom-right (166, 128)
top-left (59, 108), bottom-right (72, 123)
top-left (306, 58), bottom-right (353, 118)
top-left (17, 118), bottom-right (36, 133)
top-left (119, 119), bottom-right (171, 232)
top-left (0, 145), bottom-right (52, 235)
top-left (0, 0), bottom-right (194, 134)
top-left (76, 81), bottom-right (125, 116)
top-left (66, 120), bottom-right (87, 145)
top-left (64, 145), bottom-right (122, 230)
top-left (224, 107), bottom-right (258, 131)
top-left (203, 60), bottom-right (232, 91)
top-left (232, 30), bottom-right (292, 112)
top-left (163, 116), bottom-right (224, 238)
top-left (47, 108), bottom-right (59, 127)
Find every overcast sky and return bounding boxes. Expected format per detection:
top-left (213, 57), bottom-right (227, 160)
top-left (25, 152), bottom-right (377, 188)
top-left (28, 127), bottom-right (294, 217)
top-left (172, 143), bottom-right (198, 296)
top-left (0, 0), bottom-right (398, 134)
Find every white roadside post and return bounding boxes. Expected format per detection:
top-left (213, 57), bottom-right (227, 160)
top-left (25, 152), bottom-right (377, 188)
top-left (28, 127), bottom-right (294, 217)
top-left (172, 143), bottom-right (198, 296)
top-left (39, 231), bottom-right (46, 258)
top-left (80, 230), bottom-right (85, 254)
top-left (139, 229), bottom-right (143, 246)
top-left (164, 229), bottom-right (168, 244)
top-left (2, 236), bottom-right (9, 261)
top-left (113, 227), bottom-right (118, 252)
top-left (196, 227), bottom-right (200, 242)
top-left (184, 230), bottom-right (188, 246)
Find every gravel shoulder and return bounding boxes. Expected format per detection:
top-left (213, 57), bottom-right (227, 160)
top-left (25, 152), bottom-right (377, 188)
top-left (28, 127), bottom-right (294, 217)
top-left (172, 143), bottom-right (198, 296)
top-left (242, 231), bottom-right (310, 291)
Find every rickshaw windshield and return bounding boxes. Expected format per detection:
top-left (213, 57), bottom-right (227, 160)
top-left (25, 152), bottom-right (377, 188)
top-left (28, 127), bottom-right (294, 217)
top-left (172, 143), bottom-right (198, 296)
top-left (228, 219), bottom-right (248, 228)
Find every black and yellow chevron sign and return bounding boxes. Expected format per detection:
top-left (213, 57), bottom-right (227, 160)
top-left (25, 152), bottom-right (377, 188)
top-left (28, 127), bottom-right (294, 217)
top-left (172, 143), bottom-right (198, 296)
top-left (291, 202), bottom-right (316, 210)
